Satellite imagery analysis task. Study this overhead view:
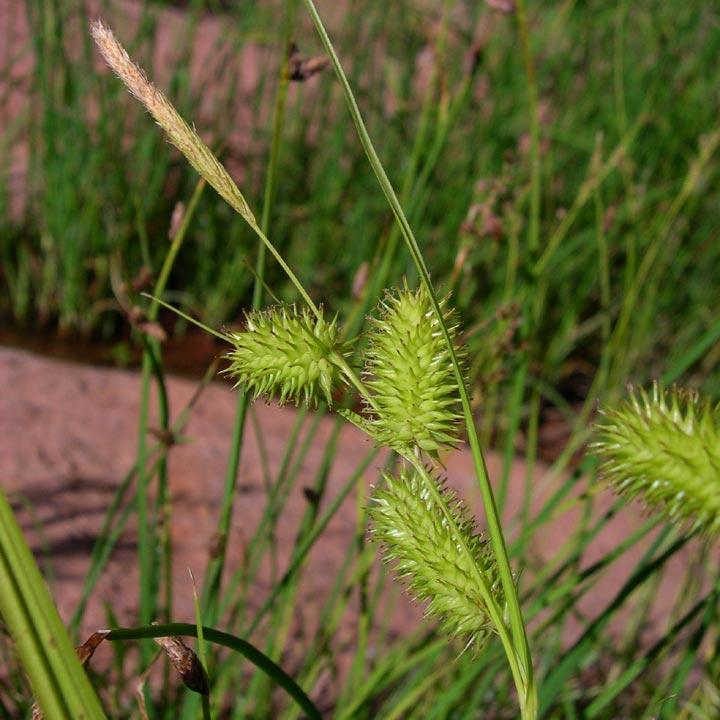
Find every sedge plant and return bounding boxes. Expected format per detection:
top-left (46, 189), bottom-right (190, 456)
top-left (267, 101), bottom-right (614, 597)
top-left (3, 5), bottom-right (719, 719)
top-left (3, 3), bottom-right (720, 718)
top-left (90, 7), bottom-right (537, 717)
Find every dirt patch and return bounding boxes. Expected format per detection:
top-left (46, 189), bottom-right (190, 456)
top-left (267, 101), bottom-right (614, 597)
top-left (2, 345), bottom-right (537, 632)
top-left (0, 346), bottom-right (708, 708)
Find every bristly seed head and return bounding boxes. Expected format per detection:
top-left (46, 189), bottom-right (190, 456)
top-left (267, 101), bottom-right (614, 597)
top-left (363, 282), bottom-right (464, 456)
top-left (370, 466), bottom-right (501, 649)
top-left (224, 305), bottom-right (345, 407)
top-left (592, 382), bottom-right (720, 536)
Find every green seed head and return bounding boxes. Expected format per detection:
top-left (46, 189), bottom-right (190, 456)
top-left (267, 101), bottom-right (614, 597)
top-left (364, 283), bottom-right (464, 456)
top-left (224, 305), bottom-right (344, 407)
top-left (370, 467), bottom-right (501, 649)
top-left (593, 383), bottom-right (720, 536)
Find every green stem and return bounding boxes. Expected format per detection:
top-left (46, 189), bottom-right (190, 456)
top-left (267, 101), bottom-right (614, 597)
top-left (136, 345), bottom-right (155, 639)
top-left (199, 0), bottom-right (299, 630)
top-left (302, 1), bottom-right (536, 714)
top-left (151, 180), bottom-right (206, 321)
top-left (135, 179), bottom-right (206, 669)
top-left (107, 623), bottom-right (321, 720)
top-left (514, 0), bottom-right (541, 255)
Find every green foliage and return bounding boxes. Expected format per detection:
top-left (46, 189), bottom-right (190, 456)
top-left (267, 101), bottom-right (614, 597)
top-left (2, 0), bottom-right (719, 402)
top-left (0, 488), bottom-right (106, 719)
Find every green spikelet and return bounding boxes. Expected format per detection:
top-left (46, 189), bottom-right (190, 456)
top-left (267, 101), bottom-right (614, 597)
top-left (224, 305), bottom-right (344, 407)
top-left (370, 466), bottom-right (502, 648)
top-left (593, 383), bottom-right (720, 535)
top-left (364, 283), bottom-right (464, 455)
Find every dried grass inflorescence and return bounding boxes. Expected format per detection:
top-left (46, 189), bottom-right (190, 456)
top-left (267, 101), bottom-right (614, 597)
top-left (593, 383), bottom-right (720, 536)
top-left (91, 19), bottom-right (253, 222)
top-left (371, 466), bottom-right (500, 649)
top-left (224, 305), bottom-right (344, 407)
top-left (364, 283), bottom-right (464, 456)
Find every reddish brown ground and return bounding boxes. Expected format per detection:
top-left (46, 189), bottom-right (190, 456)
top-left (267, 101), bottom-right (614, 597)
top-left (0, 348), bottom-right (700, 662)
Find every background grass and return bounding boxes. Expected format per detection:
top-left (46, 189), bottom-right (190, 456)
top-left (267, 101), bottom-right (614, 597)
top-left (2, 0), bottom-right (720, 717)
top-left (3, 0), bottom-right (719, 394)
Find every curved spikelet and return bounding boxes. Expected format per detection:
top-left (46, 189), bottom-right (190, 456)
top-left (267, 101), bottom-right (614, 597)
top-left (370, 466), bottom-right (502, 648)
top-left (593, 383), bottom-right (720, 536)
top-left (364, 283), bottom-right (464, 456)
top-left (224, 305), bottom-right (345, 406)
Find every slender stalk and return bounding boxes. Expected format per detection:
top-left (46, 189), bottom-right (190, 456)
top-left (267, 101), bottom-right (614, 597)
top-left (199, 0), bottom-right (300, 632)
top-left (514, 0), bottom-right (541, 255)
top-left (107, 623), bottom-right (322, 720)
top-left (301, 1), bottom-right (536, 714)
top-left (135, 342), bottom-right (155, 645)
top-left (134, 178), bottom-right (206, 676)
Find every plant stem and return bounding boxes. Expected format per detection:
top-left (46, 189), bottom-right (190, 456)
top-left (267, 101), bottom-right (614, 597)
top-left (302, 1), bottom-right (536, 714)
top-left (514, 0), bottom-right (541, 255)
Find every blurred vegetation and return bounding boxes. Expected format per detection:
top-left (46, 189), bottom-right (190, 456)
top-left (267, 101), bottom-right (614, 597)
top-left (2, 1), bottom-right (718, 397)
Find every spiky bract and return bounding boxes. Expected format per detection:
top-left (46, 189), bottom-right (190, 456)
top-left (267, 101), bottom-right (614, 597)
top-left (224, 305), bottom-right (344, 406)
top-left (370, 467), bottom-right (501, 648)
top-left (364, 284), bottom-right (463, 455)
top-left (593, 383), bottom-right (720, 536)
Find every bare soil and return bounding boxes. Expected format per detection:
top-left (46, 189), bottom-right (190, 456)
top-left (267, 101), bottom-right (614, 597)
top-left (0, 347), bottom-right (698, 657)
